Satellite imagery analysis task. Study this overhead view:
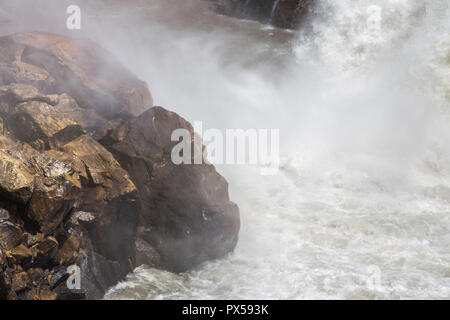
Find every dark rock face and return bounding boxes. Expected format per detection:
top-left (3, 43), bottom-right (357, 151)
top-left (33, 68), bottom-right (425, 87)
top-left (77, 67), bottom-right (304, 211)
top-left (0, 32), bottom-right (153, 139)
top-left (0, 32), bottom-right (240, 299)
top-left (101, 107), bottom-right (240, 272)
top-left (212, 0), bottom-right (312, 29)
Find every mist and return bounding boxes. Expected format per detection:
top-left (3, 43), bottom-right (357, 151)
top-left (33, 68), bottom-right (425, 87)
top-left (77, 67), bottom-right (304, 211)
top-left (2, 0), bottom-right (450, 299)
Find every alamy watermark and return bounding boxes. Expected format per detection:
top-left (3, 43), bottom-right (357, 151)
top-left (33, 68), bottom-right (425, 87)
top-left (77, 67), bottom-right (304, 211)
top-left (171, 121), bottom-right (280, 175)
top-left (66, 264), bottom-right (81, 290)
top-left (66, 5), bottom-right (81, 30)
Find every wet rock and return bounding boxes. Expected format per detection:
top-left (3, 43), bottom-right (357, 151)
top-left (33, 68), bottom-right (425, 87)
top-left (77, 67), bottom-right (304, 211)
top-left (24, 232), bottom-right (44, 247)
top-left (44, 150), bottom-right (89, 185)
top-left (48, 266), bottom-right (69, 289)
top-left (0, 208), bottom-right (10, 222)
top-left (78, 251), bottom-right (123, 299)
top-left (0, 83), bottom-right (103, 147)
top-left (0, 83), bottom-right (58, 110)
top-left (31, 236), bottom-right (59, 267)
top-left (103, 107), bottom-right (240, 272)
top-left (72, 211), bottom-right (95, 224)
top-left (60, 135), bottom-right (138, 273)
top-left (135, 237), bottom-right (160, 268)
top-left (0, 133), bottom-right (40, 164)
top-left (6, 244), bottom-right (32, 266)
top-left (0, 221), bottom-right (23, 251)
top-left (54, 235), bottom-right (79, 266)
top-left (11, 271), bottom-right (30, 293)
top-left (27, 268), bottom-right (45, 287)
top-left (9, 96), bottom-right (87, 149)
top-left (0, 249), bottom-right (6, 268)
top-left (0, 149), bottom-right (35, 203)
top-left (0, 37), bottom-right (56, 91)
top-left (0, 272), bottom-right (8, 299)
top-left (3, 32), bottom-right (153, 119)
top-left (20, 287), bottom-right (40, 300)
top-left (0, 30), bottom-right (240, 299)
top-left (26, 154), bottom-right (82, 235)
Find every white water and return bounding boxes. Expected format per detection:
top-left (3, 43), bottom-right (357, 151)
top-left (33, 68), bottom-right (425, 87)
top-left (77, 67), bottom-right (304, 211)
top-left (100, 0), bottom-right (450, 300)
top-left (4, 0), bottom-right (447, 299)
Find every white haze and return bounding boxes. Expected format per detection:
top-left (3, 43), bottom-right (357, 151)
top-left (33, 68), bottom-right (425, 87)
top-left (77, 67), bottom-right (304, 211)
top-left (1, 0), bottom-right (449, 299)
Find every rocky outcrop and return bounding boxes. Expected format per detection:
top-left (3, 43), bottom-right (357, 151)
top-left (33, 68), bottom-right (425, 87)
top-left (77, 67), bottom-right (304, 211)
top-left (212, 0), bottom-right (312, 29)
top-left (0, 32), bottom-right (153, 139)
top-left (0, 32), bottom-right (240, 299)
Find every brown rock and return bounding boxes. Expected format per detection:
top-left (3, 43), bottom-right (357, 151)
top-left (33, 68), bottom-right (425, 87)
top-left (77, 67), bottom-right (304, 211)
top-left (135, 237), bottom-right (160, 268)
top-left (26, 154), bottom-right (82, 235)
top-left (6, 32), bottom-right (153, 119)
top-left (0, 149), bottom-right (35, 203)
top-left (0, 272), bottom-right (8, 300)
top-left (0, 133), bottom-right (40, 163)
top-left (20, 287), bottom-right (40, 300)
top-left (60, 135), bottom-right (138, 273)
top-left (0, 37), bottom-right (55, 91)
top-left (11, 271), bottom-right (30, 293)
top-left (0, 208), bottom-right (10, 222)
top-left (0, 249), bottom-right (6, 267)
top-left (54, 235), bottom-right (79, 266)
top-left (38, 285), bottom-right (58, 300)
top-left (24, 232), bottom-right (44, 247)
top-left (0, 221), bottom-right (23, 251)
top-left (61, 135), bottom-right (135, 195)
top-left (0, 83), bottom-right (104, 147)
top-left (27, 268), bottom-right (45, 287)
top-left (44, 150), bottom-right (89, 185)
top-left (31, 236), bottom-right (59, 267)
top-left (6, 244), bottom-right (32, 266)
top-left (103, 107), bottom-right (240, 272)
top-left (10, 96), bottom-right (85, 149)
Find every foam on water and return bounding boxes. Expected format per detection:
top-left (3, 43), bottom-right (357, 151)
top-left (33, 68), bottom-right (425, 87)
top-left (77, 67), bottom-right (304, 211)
top-left (95, 0), bottom-right (450, 299)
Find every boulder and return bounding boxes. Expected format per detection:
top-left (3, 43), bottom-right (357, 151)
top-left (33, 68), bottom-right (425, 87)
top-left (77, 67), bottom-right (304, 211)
top-left (102, 107), bottom-right (240, 272)
top-left (0, 221), bottom-right (23, 251)
top-left (4, 32), bottom-right (153, 119)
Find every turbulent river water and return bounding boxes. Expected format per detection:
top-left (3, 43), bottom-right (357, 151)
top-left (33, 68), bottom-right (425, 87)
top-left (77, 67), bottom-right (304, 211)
top-left (3, 0), bottom-right (449, 299)
top-left (102, 0), bottom-right (450, 300)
